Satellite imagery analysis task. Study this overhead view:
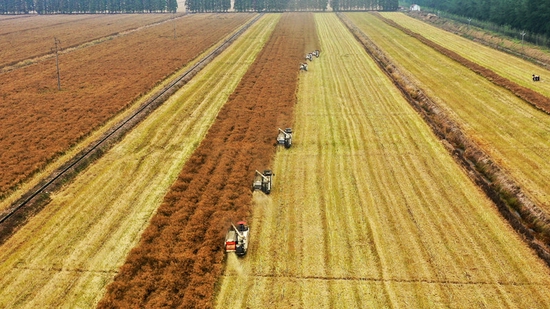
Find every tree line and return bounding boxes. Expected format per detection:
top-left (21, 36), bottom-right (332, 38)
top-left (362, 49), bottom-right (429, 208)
top-left (414, 0), bottom-right (550, 38)
top-left (187, 0), bottom-right (397, 11)
top-left (0, 0), bottom-right (177, 13)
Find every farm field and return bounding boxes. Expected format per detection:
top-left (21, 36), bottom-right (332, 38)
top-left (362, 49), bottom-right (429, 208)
top-left (215, 13), bottom-right (550, 308)
top-left (0, 13), bottom-right (182, 68)
top-left (347, 12), bottom-right (550, 215)
top-left (380, 12), bottom-right (550, 99)
top-left (0, 13), bottom-right (253, 200)
top-left (0, 13), bottom-right (279, 308)
top-left (98, 12), bottom-right (317, 308)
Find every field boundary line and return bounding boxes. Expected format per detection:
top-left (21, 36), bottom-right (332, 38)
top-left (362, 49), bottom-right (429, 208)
top-left (339, 12), bottom-right (550, 268)
top-left (0, 13), bottom-right (263, 244)
top-left (371, 12), bottom-right (550, 116)
top-left (222, 273), bottom-right (545, 286)
top-left (13, 266), bottom-right (119, 274)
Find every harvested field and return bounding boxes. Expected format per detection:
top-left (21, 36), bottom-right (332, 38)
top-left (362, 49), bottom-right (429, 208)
top-left (375, 14), bottom-right (550, 114)
top-left (346, 12), bottom-right (550, 216)
top-left (98, 12), bottom-right (318, 309)
top-left (0, 13), bottom-right (182, 68)
top-left (0, 13), bottom-right (278, 308)
top-left (215, 13), bottom-right (550, 307)
top-left (0, 13), bottom-right (253, 199)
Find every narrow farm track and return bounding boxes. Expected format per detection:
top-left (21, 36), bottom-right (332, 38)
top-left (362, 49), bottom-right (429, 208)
top-left (347, 13), bottom-right (550, 216)
top-left (0, 14), bottom-right (278, 309)
top-left (98, 13), bottom-right (316, 308)
top-left (0, 13), bottom-right (252, 199)
top-left (380, 12), bottom-right (550, 99)
top-left (215, 13), bottom-right (550, 308)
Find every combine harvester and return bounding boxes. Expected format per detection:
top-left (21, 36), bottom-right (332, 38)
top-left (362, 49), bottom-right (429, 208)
top-left (225, 221), bottom-right (249, 256)
top-left (252, 170), bottom-right (273, 194)
top-left (277, 128), bottom-right (293, 148)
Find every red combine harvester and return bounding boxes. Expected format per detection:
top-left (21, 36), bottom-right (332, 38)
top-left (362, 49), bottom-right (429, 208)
top-left (225, 221), bottom-right (249, 256)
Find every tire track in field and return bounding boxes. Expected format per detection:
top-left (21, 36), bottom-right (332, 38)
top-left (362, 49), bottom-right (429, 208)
top-left (223, 273), bottom-right (546, 286)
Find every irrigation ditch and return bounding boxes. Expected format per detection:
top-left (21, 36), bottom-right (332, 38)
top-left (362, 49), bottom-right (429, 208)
top-left (0, 13), bottom-right (262, 245)
top-left (339, 12), bottom-right (550, 266)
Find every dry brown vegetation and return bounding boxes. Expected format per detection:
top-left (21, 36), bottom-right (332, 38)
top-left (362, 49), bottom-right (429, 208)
top-left (0, 13), bottom-right (252, 199)
top-left (98, 12), bottom-right (318, 309)
top-left (0, 13), bottom-right (181, 68)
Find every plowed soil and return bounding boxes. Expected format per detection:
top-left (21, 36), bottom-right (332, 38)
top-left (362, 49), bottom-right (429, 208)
top-left (98, 12), bottom-right (318, 309)
top-left (0, 13), bottom-right (252, 198)
top-left (0, 13), bottom-right (181, 68)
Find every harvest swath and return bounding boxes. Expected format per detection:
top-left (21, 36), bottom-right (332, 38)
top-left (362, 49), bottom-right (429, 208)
top-left (215, 13), bottom-right (550, 307)
top-left (380, 12), bottom-right (550, 99)
top-left (0, 13), bottom-right (252, 199)
top-left (346, 13), bottom-right (550, 216)
top-left (0, 13), bottom-right (180, 68)
top-left (0, 14), bottom-right (278, 308)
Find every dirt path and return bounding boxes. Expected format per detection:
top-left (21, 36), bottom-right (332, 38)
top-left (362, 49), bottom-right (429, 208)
top-left (98, 13), bottom-right (316, 308)
top-left (0, 14), bottom-right (278, 309)
top-left (215, 13), bottom-right (550, 308)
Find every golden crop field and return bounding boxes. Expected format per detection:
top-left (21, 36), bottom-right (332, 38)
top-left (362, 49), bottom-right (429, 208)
top-left (346, 12), bottom-right (550, 216)
top-left (0, 14), bottom-right (278, 308)
top-left (215, 13), bottom-right (550, 308)
top-left (380, 12), bottom-right (550, 99)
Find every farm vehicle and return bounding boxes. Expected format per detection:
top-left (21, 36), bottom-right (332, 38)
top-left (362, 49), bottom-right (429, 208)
top-left (253, 170), bottom-right (273, 194)
top-left (277, 128), bottom-right (293, 148)
top-left (225, 221), bottom-right (249, 256)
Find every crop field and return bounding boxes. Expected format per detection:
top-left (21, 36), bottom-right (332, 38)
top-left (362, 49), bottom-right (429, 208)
top-left (0, 13), bottom-right (278, 308)
top-left (0, 13), bottom-right (252, 199)
top-left (380, 13), bottom-right (550, 99)
top-left (0, 13), bottom-right (182, 68)
top-left (346, 13), bottom-right (550, 216)
top-left (2, 10), bottom-right (550, 309)
top-left (214, 13), bottom-right (550, 307)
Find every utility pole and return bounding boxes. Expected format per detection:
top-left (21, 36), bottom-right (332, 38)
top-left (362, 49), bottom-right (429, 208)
top-left (53, 37), bottom-right (61, 90)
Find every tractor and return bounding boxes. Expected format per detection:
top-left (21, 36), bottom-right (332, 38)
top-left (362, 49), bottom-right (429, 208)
top-left (253, 170), bottom-right (273, 194)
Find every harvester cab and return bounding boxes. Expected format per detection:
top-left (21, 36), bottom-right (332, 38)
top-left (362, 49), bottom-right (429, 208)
top-left (225, 221), bottom-right (249, 256)
top-left (277, 128), bottom-right (292, 149)
top-left (253, 170), bottom-right (273, 194)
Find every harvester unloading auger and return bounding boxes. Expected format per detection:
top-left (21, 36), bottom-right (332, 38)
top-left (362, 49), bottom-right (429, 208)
top-left (277, 128), bottom-right (292, 149)
top-left (252, 170), bottom-right (273, 194)
top-left (225, 221), bottom-right (249, 256)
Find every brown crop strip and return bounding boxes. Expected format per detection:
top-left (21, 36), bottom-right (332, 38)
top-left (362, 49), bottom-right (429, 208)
top-left (372, 12), bottom-right (550, 115)
top-left (98, 13), bottom-right (318, 309)
top-left (339, 13), bottom-right (550, 266)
